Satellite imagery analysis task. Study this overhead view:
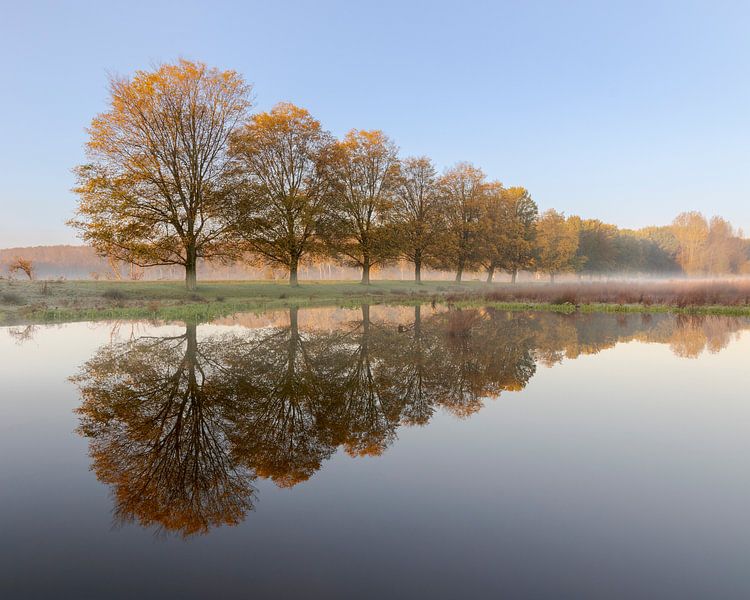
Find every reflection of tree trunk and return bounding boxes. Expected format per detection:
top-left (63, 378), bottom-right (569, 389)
top-left (361, 304), bottom-right (371, 394)
top-left (288, 306), bottom-right (298, 379)
top-left (414, 304), bottom-right (421, 336)
top-left (361, 304), bottom-right (370, 335)
top-left (486, 265), bottom-right (495, 283)
top-left (185, 321), bottom-right (198, 394)
top-left (185, 321), bottom-right (198, 360)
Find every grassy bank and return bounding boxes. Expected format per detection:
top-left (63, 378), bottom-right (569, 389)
top-left (2, 279), bottom-right (750, 325)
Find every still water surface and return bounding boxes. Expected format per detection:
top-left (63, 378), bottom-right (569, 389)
top-left (2, 306), bottom-right (750, 598)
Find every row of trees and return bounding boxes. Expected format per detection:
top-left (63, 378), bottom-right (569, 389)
top-left (71, 60), bottom-right (750, 290)
top-left (70, 60), bottom-right (542, 289)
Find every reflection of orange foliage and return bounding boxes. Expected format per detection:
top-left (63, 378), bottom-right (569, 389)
top-left (73, 305), bottom-right (750, 536)
top-left (74, 327), bottom-right (257, 537)
top-left (213, 304), bottom-right (446, 331)
top-left (441, 399), bottom-right (484, 419)
top-left (344, 441), bottom-right (387, 458)
top-left (253, 466), bottom-right (313, 489)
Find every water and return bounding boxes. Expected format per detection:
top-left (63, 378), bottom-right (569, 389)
top-left (2, 306), bottom-right (750, 599)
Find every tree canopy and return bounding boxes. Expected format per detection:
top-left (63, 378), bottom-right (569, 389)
top-left (230, 103), bottom-right (332, 285)
top-left (71, 60), bottom-right (253, 290)
top-left (70, 60), bottom-right (750, 287)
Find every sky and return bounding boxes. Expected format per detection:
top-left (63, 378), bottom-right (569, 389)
top-left (1, 0), bottom-right (749, 247)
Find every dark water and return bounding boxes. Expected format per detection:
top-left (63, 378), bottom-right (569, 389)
top-left (2, 306), bottom-right (750, 599)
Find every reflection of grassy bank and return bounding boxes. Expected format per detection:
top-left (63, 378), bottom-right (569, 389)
top-left (2, 279), bottom-right (750, 325)
top-left (463, 301), bottom-right (750, 317)
top-left (0, 280), bottom-right (457, 325)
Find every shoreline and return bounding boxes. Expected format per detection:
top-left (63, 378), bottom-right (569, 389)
top-left (3, 279), bottom-right (750, 325)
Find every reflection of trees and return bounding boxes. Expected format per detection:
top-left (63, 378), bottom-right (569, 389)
top-left (431, 309), bottom-right (538, 417)
top-left (318, 304), bottom-right (404, 456)
top-left (73, 307), bottom-right (750, 535)
top-left (377, 306), bottom-right (442, 426)
top-left (226, 307), bottom-right (336, 487)
top-left (73, 323), bottom-right (256, 537)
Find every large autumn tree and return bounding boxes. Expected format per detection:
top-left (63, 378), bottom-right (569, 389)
top-left (477, 182), bottom-right (513, 282)
top-left (671, 211), bottom-right (708, 274)
top-left (392, 156), bottom-right (441, 282)
top-left (500, 187), bottom-right (538, 283)
top-left (322, 130), bottom-right (400, 284)
top-left (476, 182), bottom-right (538, 283)
top-left (70, 60), bottom-right (253, 290)
top-left (575, 219), bottom-right (619, 275)
top-left (535, 209), bottom-right (579, 282)
top-left (437, 162), bottom-right (486, 282)
top-left (477, 183), bottom-right (538, 283)
top-left (230, 103), bottom-right (332, 286)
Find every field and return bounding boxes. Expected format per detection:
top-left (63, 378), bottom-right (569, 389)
top-left (2, 278), bottom-right (750, 325)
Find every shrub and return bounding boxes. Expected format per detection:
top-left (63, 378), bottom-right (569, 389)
top-left (1, 292), bottom-right (26, 305)
top-left (551, 291), bottom-right (578, 305)
top-left (102, 289), bottom-right (126, 301)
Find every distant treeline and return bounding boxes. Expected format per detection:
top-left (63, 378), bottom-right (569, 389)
top-left (572, 211), bottom-right (750, 277)
top-left (4, 208), bottom-right (748, 283)
top-left (13, 60), bottom-right (748, 286)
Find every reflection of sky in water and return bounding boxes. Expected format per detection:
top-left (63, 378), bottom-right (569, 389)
top-left (2, 309), bottom-right (750, 599)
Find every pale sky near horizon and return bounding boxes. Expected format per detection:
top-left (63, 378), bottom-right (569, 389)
top-left (1, 0), bottom-right (749, 248)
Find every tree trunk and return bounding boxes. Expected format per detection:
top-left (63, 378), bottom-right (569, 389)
top-left (550, 272), bottom-right (556, 283)
top-left (361, 258), bottom-right (371, 284)
top-left (290, 256), bottom-right (299, 287)
top-left (415, 256), bottom-right (422, 283)
top-left (511, 269), bottom-right (518, 284)
top-left (455, 261), bottom-right (464, 283)
top-left (486, 265), bottom-right (495, 283)
top-left (185, 246), bottom-right (197, 291)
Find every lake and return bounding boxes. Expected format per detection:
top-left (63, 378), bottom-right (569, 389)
top-left (2, 305), bottom-right (750, 599)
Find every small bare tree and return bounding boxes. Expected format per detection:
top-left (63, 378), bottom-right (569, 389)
top-left (8, 257), bottom-right (34, 280)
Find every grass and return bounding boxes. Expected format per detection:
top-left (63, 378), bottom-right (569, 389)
top-left (2, 278), bottom-right (750, 325)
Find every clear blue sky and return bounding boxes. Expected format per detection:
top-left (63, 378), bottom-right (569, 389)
top-left (2, 0), bottom-right (749, 247)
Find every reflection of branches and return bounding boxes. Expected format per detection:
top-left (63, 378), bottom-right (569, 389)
top-left (317, 305), bottom-right (402, 457)
top-left (73, 323), bottom-right (256, 537)
top-left (227, 307), bottom-right (336, 487)
top-left (7, 325), bottom-right (37, 344)
top-left (72, 307), bottom-right (749, 536)
top-left (383, 306), bottom-right (439, 426)
top-left (427, 309), bottom-right (538, 417)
